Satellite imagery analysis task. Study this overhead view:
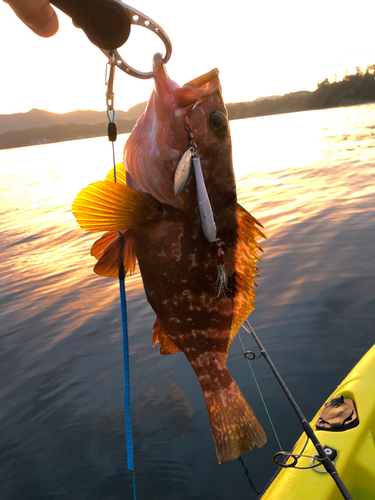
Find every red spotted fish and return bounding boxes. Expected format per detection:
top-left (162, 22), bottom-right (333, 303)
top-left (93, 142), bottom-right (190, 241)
top-left (73, 53), bottom-right (267, 463)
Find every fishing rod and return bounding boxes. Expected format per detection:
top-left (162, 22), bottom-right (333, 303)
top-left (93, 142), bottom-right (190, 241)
top-left (243, 320), bottom-right (353, 500)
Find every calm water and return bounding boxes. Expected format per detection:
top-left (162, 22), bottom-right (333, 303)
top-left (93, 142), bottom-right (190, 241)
top-left (1, 104), bottom-right (374, 500)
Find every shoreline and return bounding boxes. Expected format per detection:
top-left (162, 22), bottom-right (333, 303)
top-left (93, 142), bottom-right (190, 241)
top-left (1, 99), bottom-right (375, 151)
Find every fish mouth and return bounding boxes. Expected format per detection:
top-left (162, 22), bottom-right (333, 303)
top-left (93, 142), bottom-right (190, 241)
top-left (153, 52), bottom-right (221, 109)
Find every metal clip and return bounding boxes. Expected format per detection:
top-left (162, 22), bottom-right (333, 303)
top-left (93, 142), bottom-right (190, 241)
top-left (101, 3), bottom-right (172, 79)
top-left (105, 52), bottom-right (116, 111)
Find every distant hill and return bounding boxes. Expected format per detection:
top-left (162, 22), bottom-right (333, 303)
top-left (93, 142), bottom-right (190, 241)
top-left (0, 102), bottom-right (147, 135)
top-left (2, 66), bottom-right (375, 150)
top-left (226, 91), bottom-right (312, 120)
top-left (0, 102), bottom-right (147, 150)
top-left (252, 95), bottom-right (282, 102)
top-left (0, 119), bottom-right (145, 150)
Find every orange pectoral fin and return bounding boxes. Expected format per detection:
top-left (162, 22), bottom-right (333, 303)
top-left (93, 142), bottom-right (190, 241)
top-left (105, 162), bottom-right (127, 185)
top-left (72, 180), bottom-right (152, 232)
top-left (152, 317), bottom-right (181, 355)
top-left (93, 230), bottom-right (137, 278)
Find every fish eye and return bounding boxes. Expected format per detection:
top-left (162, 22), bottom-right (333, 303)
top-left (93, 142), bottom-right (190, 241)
top-left (209, 111), bottom-right (228, 136)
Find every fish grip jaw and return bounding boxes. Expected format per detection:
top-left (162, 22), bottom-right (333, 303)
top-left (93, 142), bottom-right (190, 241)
top-left (51, 0), bottom-right (173, 79)
top-left (315, 395), bottom-right (359, 431)
top-left (51, 0), bottom-right (131, 50)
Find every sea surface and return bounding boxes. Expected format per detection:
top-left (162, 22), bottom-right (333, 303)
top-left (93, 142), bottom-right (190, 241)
top-left (1, 104), bottom-right (374, 500)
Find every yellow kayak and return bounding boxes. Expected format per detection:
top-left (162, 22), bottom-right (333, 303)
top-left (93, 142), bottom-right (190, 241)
top-left (260, 344), bottom-right (375, 500)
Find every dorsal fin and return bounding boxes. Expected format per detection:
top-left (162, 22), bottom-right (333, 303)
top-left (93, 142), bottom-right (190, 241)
top-left (72, 180), bottom-right (152, 232)
top-left (228, 204), bottom-right (266, 350)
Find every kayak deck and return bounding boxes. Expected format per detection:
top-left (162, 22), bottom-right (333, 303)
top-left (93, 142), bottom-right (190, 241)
top-left (260, 344), bottom-right (375, 499)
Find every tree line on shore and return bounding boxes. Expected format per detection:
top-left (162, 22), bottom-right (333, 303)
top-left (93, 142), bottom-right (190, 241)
top-left (227, 65), bottom-right (375, 120)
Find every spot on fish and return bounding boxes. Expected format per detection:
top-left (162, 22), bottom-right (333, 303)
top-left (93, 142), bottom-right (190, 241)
top-left (168, 317), bottom-right (181, 324)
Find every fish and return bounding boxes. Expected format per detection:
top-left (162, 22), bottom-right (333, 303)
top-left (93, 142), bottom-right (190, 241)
top-left (72, 53), bottom-right (267, 464)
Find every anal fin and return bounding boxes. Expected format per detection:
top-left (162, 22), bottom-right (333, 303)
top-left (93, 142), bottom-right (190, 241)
top-left (152, 317), bottom-right (181, 355)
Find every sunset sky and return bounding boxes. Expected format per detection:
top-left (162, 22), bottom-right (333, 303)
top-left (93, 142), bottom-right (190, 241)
top-left (1, 0), bottom-right (375, 115)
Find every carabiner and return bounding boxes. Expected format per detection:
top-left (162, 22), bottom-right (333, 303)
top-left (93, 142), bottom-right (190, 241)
top-left (105, 52), bottom-right (116, 111)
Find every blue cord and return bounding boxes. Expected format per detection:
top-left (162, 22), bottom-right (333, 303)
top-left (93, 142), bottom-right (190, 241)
top-left (112, 150), bottom-right (136, 498)
top-left (107, 108), bottom-right (116, 123)
top-left (119, 277), bottom-right (134, 472)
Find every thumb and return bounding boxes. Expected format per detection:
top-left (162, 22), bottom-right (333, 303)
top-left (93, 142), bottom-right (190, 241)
top-left (4, 0), bottom-right (59, 37)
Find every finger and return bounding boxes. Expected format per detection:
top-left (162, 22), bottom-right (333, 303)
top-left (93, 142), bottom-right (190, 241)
top-left (4, 0), bottom-right (59, 37)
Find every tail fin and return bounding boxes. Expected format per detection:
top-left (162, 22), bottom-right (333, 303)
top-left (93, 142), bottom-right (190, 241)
top-left (204, 379), bottom-right (266, 464)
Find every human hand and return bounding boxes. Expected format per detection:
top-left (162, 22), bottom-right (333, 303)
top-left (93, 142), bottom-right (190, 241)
top-left (4, 0), bottom-right (59, 37)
